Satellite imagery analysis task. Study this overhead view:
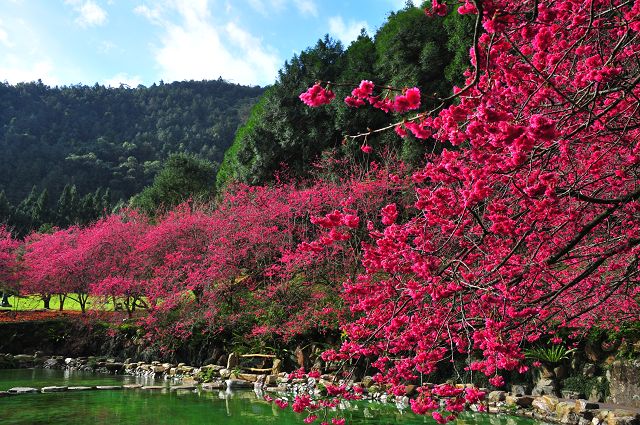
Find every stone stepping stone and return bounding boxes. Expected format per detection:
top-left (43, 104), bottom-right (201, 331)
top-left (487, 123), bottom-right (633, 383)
top-left (104, 363), bottom-right (125, 372)
top-left (201, 382), bottom-right (225, 391)
top-left (13, 355), bottom-right (35, 362)
top-left (141, 386), bottom-right (165, 390)
top-left (170, 385), bottom-right (196, 391)
top-left (8, 387), bottom-right (38, 394)
top-left (42, 386), bottom-right (68, 393)
top-left (68, 387), bottom-right (94, 391)
top-left (226, 379), bottom-right (253, 390)
top-left (123, 384), bottom-right (143, 389)
top-left (96, 386), bottom-right (122, 390)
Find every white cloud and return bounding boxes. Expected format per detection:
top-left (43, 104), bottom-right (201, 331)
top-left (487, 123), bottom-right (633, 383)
top-left (137, 0), bottom-right (281, 86)
top-left (0, 55), bottom-right (60, 85)
top-left (247, 0), bottom-right (268, 15)
top-left (328, 16), bottom-right (369, 45)
top-left (103, 72), bottom-right (143, 87)
top-left (293, 0), bottom-right (317, 16)
top-left (99, 40), bottom-right (116, 53)
top-left (245, 0), bottom-right (315, 17)
top-left (133, 5), bottom-right (163, 24)
top-left (0, 21), bottom-right (13, 48)
top-left (65, 0), bottom-right (108, 28)
top-left (0, 19), bottom-right (62, 85)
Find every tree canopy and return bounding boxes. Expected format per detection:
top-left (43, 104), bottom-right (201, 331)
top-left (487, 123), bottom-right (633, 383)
top-left (217, 8), bottom-right (474, 187)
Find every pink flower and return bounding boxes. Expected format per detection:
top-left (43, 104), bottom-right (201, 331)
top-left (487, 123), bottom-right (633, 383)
top-left (370, 96), bottom-right (394, 113)
top-left (432, 0), bottom-right (448, 16)
top-left (275, 399), bottom-right (289, 409)
top-left (432, 412), bottom-right (448, 424)
top-left (293, 394), bottom-right (312, 413)
top-left (361, 145), bottom-right (373, 154)
top-left (304, 415), bottom-right (318, 424)
top-left (352, 80), bottom-right (375, 98)
top-left (381, 204), bottom-right (398, 225)
top-left (528, 114), bottom-right (557, 140)
top-left (464, 387), bottom-right (486, 404)
top-left (405, 121), bottom-right (432, 139)
top-left (489, 375), bottom-right (505, 387)
top-left (307, 370), bottom-right (321, 378)
top-left (458, 1), bottom-right (477, 14)
top-left (300, 84), bottom-right (335, 107)
top-left (345, 96), bottom-right (365, 107)
top-left (331, 419), bottom-right (346, 425)
top-left (393, 88), bottom-right (421, 113)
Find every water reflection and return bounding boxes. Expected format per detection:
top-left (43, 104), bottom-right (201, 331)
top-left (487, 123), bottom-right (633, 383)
top-left (0, 370), bottom-right (550, 425)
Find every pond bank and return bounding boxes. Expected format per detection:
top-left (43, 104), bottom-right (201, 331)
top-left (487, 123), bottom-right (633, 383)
top-left (2, 352), bottom-right (639, 425)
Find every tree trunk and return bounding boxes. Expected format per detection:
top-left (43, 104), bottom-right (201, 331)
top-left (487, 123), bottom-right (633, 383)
top-left (78, 293), bottom-right (87, 313)
top-left (42, 295), bottom-right (51, 310)
top-left (193, 287), bottom-right (203, 304)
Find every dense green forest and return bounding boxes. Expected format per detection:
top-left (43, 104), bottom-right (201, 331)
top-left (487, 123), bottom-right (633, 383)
top-left (217, 5), bottom-right (473, 187)
top-left (0, 79), bottom-right (263, 233)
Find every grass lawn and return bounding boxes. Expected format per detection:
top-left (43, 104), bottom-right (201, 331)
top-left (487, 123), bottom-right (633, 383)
top-left (0, 295), bottom-right (117, 312)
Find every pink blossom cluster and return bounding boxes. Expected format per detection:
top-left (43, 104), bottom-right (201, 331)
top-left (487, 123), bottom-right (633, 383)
top-left (299, 83), bottom-right (336, 107)
top-left (341, 80), bottom-right (421, 114)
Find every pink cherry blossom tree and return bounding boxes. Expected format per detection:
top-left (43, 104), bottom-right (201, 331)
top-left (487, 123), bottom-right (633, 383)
top-left (296, 0), bottom-right (640, 421)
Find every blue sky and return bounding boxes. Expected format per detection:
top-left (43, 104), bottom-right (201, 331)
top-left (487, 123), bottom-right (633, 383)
top-left (0, 0), bottom-right (418, 87)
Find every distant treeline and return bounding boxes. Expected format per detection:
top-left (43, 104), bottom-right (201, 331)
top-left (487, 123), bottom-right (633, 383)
top-left (0, 185), bottom-right (112, 237)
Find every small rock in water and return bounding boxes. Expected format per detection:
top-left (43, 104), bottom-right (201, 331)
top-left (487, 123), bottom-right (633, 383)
top-left (488, 390), bottom-right (507, 402)
top-left (511, 384), bottom-right (529, 396)
top-left (201, 381), bottom-right (225, 391)
top-left (516, 396), bottom-right (535, 407)
top-left (68, 387), bottom-right (93, 391)
top-left (226, 379), bottom-right (253, 390)
top-left (41, 386), bottom-right (68, 393)
top-left (170, 385), bottom-right (196, 391)
top-left (43, 358), bottom-right (60, 369)
top-left (105, 363), bottom-right (125, 372)
top-left (13, 355), bottom-right (35, 362)
top-left (96, 386), bottom-right (122, 390)
top-left (8, 387), bottom-right (38, 394)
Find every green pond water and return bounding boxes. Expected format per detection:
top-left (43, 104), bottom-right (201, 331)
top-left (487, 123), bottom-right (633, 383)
top-left (0, 369), bottom-right (546, 425)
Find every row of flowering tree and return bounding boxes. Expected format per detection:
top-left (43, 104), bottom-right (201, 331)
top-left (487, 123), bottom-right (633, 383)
top-left (14, 168), bottom-right (412, 350)
top-left (289, 0), bottom-right (640, 422)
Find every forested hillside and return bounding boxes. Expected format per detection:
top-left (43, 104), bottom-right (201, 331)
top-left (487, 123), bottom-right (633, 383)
top-left (0, 79), bottom-right (263, 231)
